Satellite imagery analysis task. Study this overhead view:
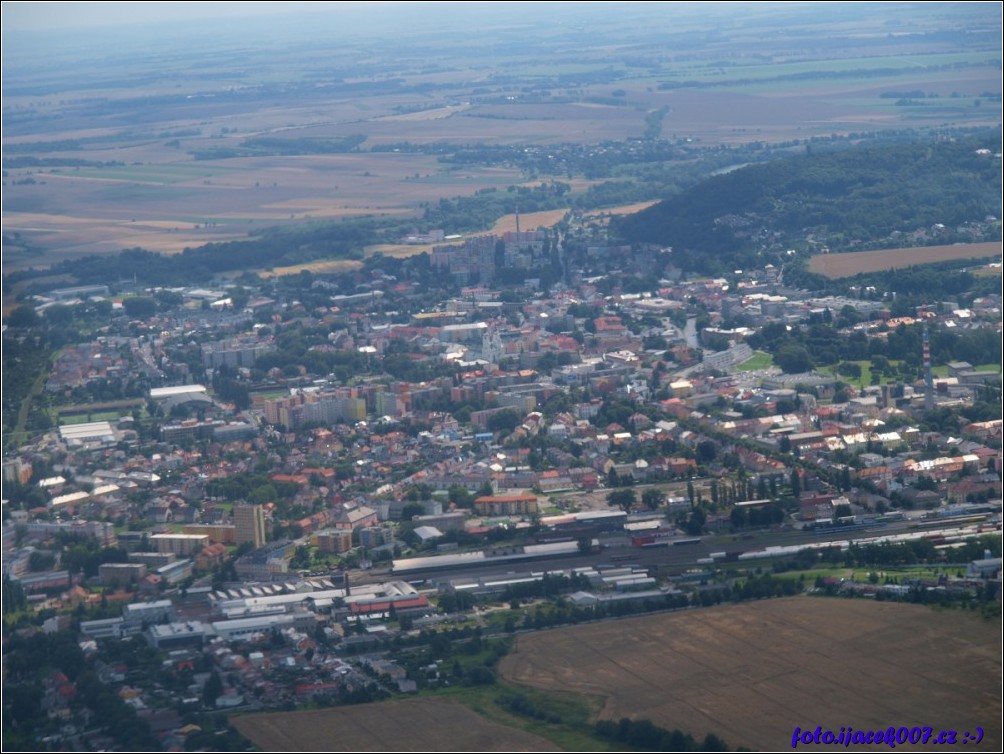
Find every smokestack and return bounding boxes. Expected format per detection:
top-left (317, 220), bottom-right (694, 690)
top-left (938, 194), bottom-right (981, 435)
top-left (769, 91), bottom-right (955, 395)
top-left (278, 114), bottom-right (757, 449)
top-left (923, 326), bottom-right (934, 412)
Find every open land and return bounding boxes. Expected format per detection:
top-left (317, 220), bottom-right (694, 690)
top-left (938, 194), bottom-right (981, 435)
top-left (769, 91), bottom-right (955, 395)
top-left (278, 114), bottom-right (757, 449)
top-left (231, 697), bottom-right (561, 752)
top-left (3, 4), bottom-right (1000, 271)
top-left (808, 242), bottom-right (1004, 278)
top-left (499, 597), bottom-right (1001, 752)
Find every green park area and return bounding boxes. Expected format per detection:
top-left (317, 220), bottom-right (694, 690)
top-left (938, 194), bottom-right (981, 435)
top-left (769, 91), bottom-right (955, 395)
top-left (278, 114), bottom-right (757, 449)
top-left (734, 351), bottom-right (773, 372)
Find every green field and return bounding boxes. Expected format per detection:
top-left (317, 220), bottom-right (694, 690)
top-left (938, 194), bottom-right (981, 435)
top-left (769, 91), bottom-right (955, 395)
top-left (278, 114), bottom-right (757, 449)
top-left (734, 350), bottom-right (773, 372)
top-left (664, 51), bottom-right (999, 86)
top-left (820, 359), bottom-right (913, 389)
top-left (55, 410), bottom-right (124, 425)
top-left (932, 363), bottom-right (1002, 377)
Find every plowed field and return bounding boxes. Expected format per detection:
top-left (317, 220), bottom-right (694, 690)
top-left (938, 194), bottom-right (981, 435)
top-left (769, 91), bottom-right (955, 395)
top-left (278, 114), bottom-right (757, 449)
top-left (500, 597), bottom-right (1001, 751)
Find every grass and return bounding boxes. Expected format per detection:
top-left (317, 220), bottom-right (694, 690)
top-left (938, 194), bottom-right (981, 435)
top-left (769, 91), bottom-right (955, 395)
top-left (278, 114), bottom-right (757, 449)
top-left (433, 680), bottom-right (611, 752)
top-left (932, 363), bottom-right (1001, 377)
top-left (819, 359), bottom-right (911, 389)
top-left (55, 410), bottom-right (124, 425)
top-left (734, 350), bottom-right (773, 372)
top-left (684, 51), bottom-right (1000, 86)
top-left (768, 567), bottom-right (855, 582)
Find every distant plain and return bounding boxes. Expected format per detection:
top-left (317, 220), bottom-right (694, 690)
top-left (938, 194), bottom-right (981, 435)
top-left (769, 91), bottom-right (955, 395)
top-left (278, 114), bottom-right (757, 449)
top-left (3, 3), bottom-right (1000, 271)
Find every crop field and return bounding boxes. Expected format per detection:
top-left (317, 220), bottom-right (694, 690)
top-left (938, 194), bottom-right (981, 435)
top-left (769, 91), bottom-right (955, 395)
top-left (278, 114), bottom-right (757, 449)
top-left (2, 154), bottom-right (525, 269)
top-left (491, 208), bottom-right (571, 235)
top-left (3, 4), bottom-right (999, 274)
top-left (808, 242), bottom-right (1003, 279)
top-left (231, 697), bottom-right (561, 752)
top-left (583, 201), bottom-right (659, 218)
top-left (499, 597), bottom-right (1001, 752)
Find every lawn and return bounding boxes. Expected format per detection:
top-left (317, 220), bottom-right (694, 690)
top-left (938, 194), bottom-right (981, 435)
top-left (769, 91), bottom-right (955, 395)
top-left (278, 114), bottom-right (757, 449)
top-left (819, 359), bottom-right (911, 389)
top-left (734, 350), bottom-right (773, 372)
top-left (932, 363), bottom-right (1001, 377)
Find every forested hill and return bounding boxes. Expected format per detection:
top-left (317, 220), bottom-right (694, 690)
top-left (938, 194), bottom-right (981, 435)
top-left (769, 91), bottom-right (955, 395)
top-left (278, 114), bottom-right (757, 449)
top-left (614, 131), bottom-right (1002, 275)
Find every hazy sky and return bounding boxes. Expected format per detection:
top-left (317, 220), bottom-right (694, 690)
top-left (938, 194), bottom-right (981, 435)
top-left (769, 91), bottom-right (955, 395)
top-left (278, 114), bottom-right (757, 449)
top-left (2, 1), bottom-right (403, 31)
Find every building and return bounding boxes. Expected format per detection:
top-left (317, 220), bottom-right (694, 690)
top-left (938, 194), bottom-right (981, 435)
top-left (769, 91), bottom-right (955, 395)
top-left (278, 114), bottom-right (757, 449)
top-left (235, 504), bottom-right (267, 548)
top-left (474, 493), bottom-right (538, 516)
top-left (149, 533), bottom-right (208, 557)
top-left (122, 600), bottom-right (174, 626)
top-left (146, 621), bottom-right (209, 650)
top-left (99, 562), bottom-right (147, 587)
top-left (315, 529), bottom-right (354, 554)
top-left (332, 505), bottom-right (379, 531)
top-left (182, 524), bottom-right (237, 545)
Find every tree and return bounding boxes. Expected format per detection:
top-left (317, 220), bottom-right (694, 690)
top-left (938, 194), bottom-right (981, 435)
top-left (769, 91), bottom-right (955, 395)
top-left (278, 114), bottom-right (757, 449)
top-left (642, 488), bottom-right (663, 510)
top-left (401, 501), bottom-right (425, 521)
top-left (696, 440), bottom-right (717, 464)
top-left (775, 343), bottom-right (813, 374)
top-left (607, 489), bottom-right (636, 512)
top-left (607, 467), bottom-right (621, 488)
top-left (123, 296), bottom-right (157, 319)
top-left (683, 509), bottom-right (706, 536)
top-left (203, 671), bottom-right (223, 708)
top-left (488, 409), bottom-right (521, 434)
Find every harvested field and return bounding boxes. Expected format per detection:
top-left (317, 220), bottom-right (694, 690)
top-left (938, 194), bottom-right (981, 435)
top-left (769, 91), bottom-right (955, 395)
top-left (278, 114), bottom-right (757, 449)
top-left (499, 597), bottom-right (1001, 752)
top-left (491, 208), bottom-right (570, 235)
top-left (258, 259), bottom-right (364, 278)
top-left (364, 242), bottom-right (440, 258)
top-left (583, 200), bottom-right (659, 218)
top-left (808, 242), bottom-right (1002, 278)
top-left (0, 154), bottom-right (521, 268)
top-left (231, 697), bottom-right (561, 752)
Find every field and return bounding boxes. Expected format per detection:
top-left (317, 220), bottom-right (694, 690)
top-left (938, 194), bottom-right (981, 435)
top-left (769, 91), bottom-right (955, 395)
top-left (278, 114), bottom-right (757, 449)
top-left (231, 697), bottom-right (561, 752)
top-left (3, 4), bottom-right (1000, 273)
top-left (491, 208), bottom-right (571, 235)
top-left (499, 597), bottom-right (1001, 752)
top-left (734, 350), bottom-right (774, 372)
top-left (808, 242), bottom-right (1003, 278)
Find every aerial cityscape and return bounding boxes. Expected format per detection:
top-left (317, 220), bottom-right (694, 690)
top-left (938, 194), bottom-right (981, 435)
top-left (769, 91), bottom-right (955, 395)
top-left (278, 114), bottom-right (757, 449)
top-left (2, 2), bottom-right (1001, 751)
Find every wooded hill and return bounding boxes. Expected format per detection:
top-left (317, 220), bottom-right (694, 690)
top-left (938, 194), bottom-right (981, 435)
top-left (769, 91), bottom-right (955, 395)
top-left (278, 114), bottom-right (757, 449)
top-left (614, 131), bottom-right (1002, 276)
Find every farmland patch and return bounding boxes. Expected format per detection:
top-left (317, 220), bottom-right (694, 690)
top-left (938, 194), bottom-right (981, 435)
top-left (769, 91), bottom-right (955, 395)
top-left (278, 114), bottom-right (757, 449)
top-left (231, 697), bottom-right (561, 752)
top-left (499, 597), bottom-right (1000, 751)
top-left (808, 242), bottom-right (1003, 278)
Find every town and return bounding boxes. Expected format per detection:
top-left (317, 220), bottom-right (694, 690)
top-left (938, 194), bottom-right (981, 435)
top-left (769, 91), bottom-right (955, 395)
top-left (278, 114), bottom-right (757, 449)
top-left (2, 2), bottom-right (1002, 749)
top-left (3, 210), bottom-right (1001, 749)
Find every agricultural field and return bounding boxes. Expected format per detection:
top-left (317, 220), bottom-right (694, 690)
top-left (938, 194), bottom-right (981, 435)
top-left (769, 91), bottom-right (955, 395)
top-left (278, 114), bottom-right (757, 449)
top-left (3, 3), bottom-right (999, 273)
top-left (490, 208), bottom-right (571, 235)
top-left (2, 154), bottom-right (525, 270)
top-left (808, 242), bottom-right (1003, 279)
top-left (499, 597), bottom-right (1001, 752)
top-left (231, 697), bottom-right (561, 752)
